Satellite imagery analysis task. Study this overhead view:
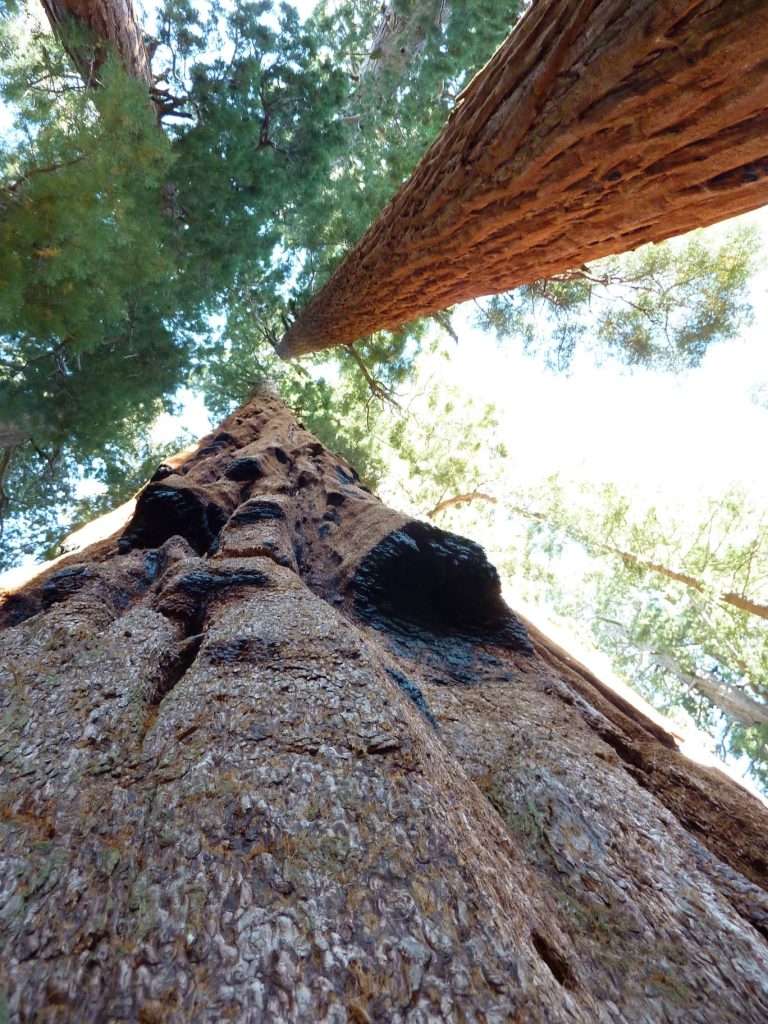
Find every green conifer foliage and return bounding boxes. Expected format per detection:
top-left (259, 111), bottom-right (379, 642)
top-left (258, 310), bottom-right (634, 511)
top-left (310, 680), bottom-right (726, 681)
top-left (0, 409), bottom-right (191, 568)
top-left (476, 227), bottom-right (760, 372)
top-left (285, 0), bottom-right (525, 287)
top-left (156, 0), bottom-right (347, 304)
top-left (0, 0), bottom-right (349, 564)
top-left (205, 0), bottom-right (526, 425)
top-left (0, 0), bottom-right (763, 587)
top-left (1, 64), bottom-right (172, 350)
top-left (502, 478), bottom-right (768, 791)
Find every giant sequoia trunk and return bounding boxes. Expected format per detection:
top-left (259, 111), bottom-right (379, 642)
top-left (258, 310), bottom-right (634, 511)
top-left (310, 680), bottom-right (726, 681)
top-left (280, 0), bottom-right (768, 356)
top-left (1, 388), bottom-right (767, 1023)
top-left (39, 0), bottom-right (153, 89)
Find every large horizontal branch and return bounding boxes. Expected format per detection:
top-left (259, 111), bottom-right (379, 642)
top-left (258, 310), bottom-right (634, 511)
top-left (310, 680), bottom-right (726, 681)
top-left (427, 491), bottom-right (497, 519)
top-left (280, 0), bottom-right (768, 357)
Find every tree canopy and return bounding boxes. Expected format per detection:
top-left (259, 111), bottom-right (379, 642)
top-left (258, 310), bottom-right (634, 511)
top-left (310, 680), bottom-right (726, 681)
top-left (490, 476), bottom-right (768, 788)
top-left (0, 0), bottom-right (525, 562)
top-left (475, 226), bottom-right (760, 373)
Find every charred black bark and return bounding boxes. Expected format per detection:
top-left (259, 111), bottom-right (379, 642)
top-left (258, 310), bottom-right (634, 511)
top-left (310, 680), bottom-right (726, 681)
top-left (120, 483), bottom-right (233, 556)
top-left (352, 521), bottom-right (532, 654)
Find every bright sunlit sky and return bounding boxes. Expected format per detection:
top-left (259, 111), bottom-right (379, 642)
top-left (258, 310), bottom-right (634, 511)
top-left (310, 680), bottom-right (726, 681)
top-left (465, 209), bottom-right (768, 504)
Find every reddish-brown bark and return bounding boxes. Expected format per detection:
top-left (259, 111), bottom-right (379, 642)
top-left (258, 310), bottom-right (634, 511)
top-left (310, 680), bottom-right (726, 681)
top-left (1, 389), bottom-right (767, 1022)
top-left (280, 0), bottom-right (768, 357)
top-left (39, 0), bottom-right (153, 89)
top-left (427, 491), bottom-right (497, 519)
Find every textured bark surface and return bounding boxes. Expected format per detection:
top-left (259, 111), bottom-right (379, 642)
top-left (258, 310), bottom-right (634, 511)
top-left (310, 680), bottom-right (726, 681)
top-left (280, 0), bottom-right (768, 356)
top-left (39, 0), bottom-right (153, 89)
top-left (1, 389), bottom-right (768, 1023)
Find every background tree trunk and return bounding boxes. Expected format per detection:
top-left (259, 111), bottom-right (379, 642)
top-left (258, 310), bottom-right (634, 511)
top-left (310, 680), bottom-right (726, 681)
top-left (356, 0), bottom-right (449, 92)
top-left (649, 650), bottom-right (768, 729)
top-left (601, 621), bottom-right (768, 729)
top-left (280, 0), bottom-right (768, 357)
top-left (39, 0), bottom-right (153, 89)
top-left (1, 387), bottom-right (767, 1022)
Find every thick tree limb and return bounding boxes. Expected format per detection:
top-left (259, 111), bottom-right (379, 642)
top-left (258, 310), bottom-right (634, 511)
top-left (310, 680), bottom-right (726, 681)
top-left (654, 653), bottom-right (768, 729)
top-left (0, 428), bottom-right (31, 450)
top-left (344, 343), bottom-right (401, 407)
top-left (721, 592), bottom-right (768, 621)
top-left (0, 157), bottom-right (88, 200)
top-left (280, 0), bottom-right (768, 357)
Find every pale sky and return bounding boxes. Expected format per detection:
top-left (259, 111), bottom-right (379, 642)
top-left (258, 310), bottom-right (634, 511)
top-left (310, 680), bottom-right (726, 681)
top-left (444, 208), bottom-right (768, 507)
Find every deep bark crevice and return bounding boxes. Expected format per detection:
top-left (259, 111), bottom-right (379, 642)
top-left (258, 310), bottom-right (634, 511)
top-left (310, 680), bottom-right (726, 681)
top-left (40, 565), bottom-right (95, 609)
top-left (526, 618), bottom-right (679, 750)
top-left (153, 564), bottom-right (272, 636)
top-left (120, 482), bottom-right (234, 556)
top-left (224, 456), bottom-right (265, 481)
top-left (384, 665), bottom-right (439, 729)
top-left (146, 632), bottom-right (204, 706)
top-left (530, 929), bottom-right (578, 991)
top-left (0, 592), bottom-right (40, 628)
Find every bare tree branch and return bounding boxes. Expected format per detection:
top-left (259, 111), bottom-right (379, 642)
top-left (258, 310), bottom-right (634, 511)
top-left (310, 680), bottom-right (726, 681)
top-left (427, 491), bottom-right (497, 519)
